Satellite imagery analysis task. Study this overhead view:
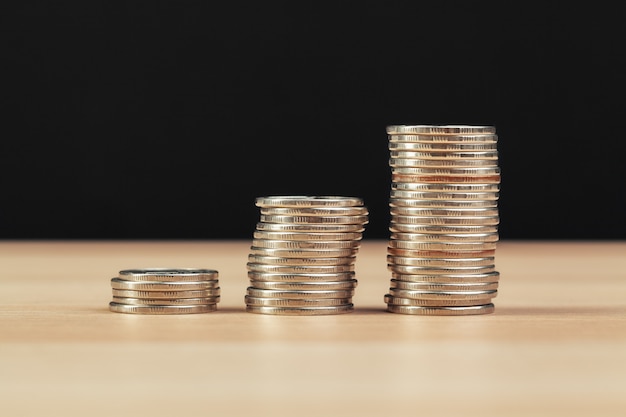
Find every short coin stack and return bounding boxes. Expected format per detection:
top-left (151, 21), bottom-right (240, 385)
top-left (109, 268), bottom-right (220, 314)
top-left (384, 125), bottom-right (501, 316)
top-left (246, 196), bottom-right (369, 315)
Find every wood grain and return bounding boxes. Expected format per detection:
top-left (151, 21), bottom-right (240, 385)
top-left (1, 240), bottom-right (625, 416)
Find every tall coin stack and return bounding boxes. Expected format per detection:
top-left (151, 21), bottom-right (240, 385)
top-left (384, 125), bottom-right (501, 316)
top-left (109, 268), bottom-right (221, 314)
top-left (246, 196), bottom-right (369, 315)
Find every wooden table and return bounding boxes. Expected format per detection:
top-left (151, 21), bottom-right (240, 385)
top-left (1, 240), bottom-right (625, 416)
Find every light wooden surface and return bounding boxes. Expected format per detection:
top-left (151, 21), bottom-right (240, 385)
top-left (1, 240), bottom-right (625, 417)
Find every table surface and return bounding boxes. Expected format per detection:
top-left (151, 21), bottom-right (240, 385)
top-left (1, 239), bottom-right (625, 417)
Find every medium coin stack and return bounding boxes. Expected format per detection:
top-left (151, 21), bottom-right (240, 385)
top-left (384, 125), bottom-right (501, 316)
top-left (246, 196), bottom-right (369, 315)
top-left (109, 268), bottom-right (220, 314)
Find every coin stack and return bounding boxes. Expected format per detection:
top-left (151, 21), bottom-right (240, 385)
top-left (109, 268), bottom-right (220, 314)
top-left (384, 125), bottom-right (500, 316)
top-left (246, 196), bottom-right (369, 315)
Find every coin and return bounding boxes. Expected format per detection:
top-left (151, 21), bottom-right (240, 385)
top-left (390, 198), bottom-right (498, 208)
top-left (110, 278), bottom-right (220, 291)
top-left (246, 304), bottom-right (354, 316)
top-left (247, 254), bottom-right (357, 266)
top-left (247, 271), bottom-right (356, 282)
top-left (252, 238), bottom-right (361, 249)
top-left (388, 264), bottom-right (497, 275)
top-left (249, 279), bottom-right (358, 290)
top-left (389, 158), bottom-right (498, 168)
top-left (388, 134), bottom-right (498, 143)
top-left (386, 303), bottom-right (495, 315)
top-left (255, 222), bottom-right (366, 233)
top-left (246, 287), bottom-right (355, 299)
top-left (384, 294), bottom-right (493, 307)
top-left (255, 196), bottom-right (364, 208)
top-left (111, 289), bottom-right (221, 299)
top-left (244, 295), bottom-right (353, 307)
top-left (388, 288), bottom-right (497, 300)
top-left (248, 246), bottom-right (360, 258)
top-left (387, 255), bottom-right (495, 267)
top-left (246, 263), bottom-right (355, 274)
top-left (259, 214), bottom-right (369, 225)
top-left (389, 142), bottom-right (498, 152)
top-left (109, 302), bottom-right (217, 314)
top-left (253, 230), bottom-right (364, 241)
top-left (390, 191), bottom-right (499, 202)
top-left (388, 225), bottom-right (498, 235)
top-left (387, 247), bottom-right (496, 258)
top-left (389, 150), bottom-right (498, 160)
top-left (391, 271), bottom-right (500, 283)
top-left (118, 268), bottom-right (219, 282)
top-left (111, 296), bottom-right (221, 306)
top-left (389, 279), bottom-right (499, 291)
top-left (259, 206), bottom-right (368, 216)
top-left (392, 173), bottom-right (501, 184)
top-left (389, 206), bottom-right (499, 217)
top-left (386, 125), bottom-right (497, 135)
top-left (391, 182), bottom-right (500, 192)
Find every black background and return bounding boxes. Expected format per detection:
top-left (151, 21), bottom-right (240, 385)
top-left (1, 2), bottom-right (625, 240)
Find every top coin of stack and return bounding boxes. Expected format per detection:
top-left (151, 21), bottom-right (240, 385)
top-left (109, 268), bottom-right (221, 314)
top-left (384, 125), bottom-right (501, 316)
top-left (246, 196), bottom-right (368, 315)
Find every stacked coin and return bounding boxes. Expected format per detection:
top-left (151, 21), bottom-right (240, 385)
top-left (246, 196), bottom-right (369, 315)
top-left (109, 268), bottom-right (220, 314)
top-left (384, 125), bottom-right (500, 316)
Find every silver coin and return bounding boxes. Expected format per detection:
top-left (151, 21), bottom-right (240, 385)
top-left (109, 302), bottom-right (217, 315)
top-left (255, 196), bottom-right (364, 208)
top-left (388, 288), bottom-right (497, 300)
top-left (246, 304), bottom-right (354, 316)
top-left (253, 230), bottom-right (363, 241)
top-left (386, 125), bottom-right (496, 135)
top-left (388, 228), bottom-right (500, 241)
top-left (110, 278), bottom-right (220, 291)
top-left (252, 238), bottom-right (361, 250)
top-left (259, 214), bottom-right (369, 225)
top-left (387, 255), bottom-right (495, 267)
top-left (259, 206), bottom-right (368, 216)
top-left (389, 150), bottom-right (498, 159)
top-left (389, 198), bottom-right (498, 208)
top-left (388, 264), bottom-right (497, 275)
top-left (388, 142), bottom-right (498, 152)
top-left (387, 247), bottom-right (496, 258)
top-left (249, 246), bottom-right (360, 258)
top-left (390, 206), bottom-right (499, 217)
top-left (255, 222), bottom-right (366, 233)
top-left (387, 239), bottom-right (498, 251)
top-left (250, 280), bottom-right (358, 291)
top-left (391, 182), bottom-right (500, 192)
top-left (390, 279), bottom-right (499, 291)
top-left (247, 254), bottom-right (357, 266)
top-left (246, 263), bottom-right (355, 274)
top-left (246, 287), bottom-right (355, 299)
top-left (389, 158), bottom-right (498, 168)
top-left (247, 271), bottom-right (356, 282)
top-left (391, 216), bottom-right (500, 226)
top-left (392, 172), bottom-right (501, 184)
top-left (118, 268), bottom-right (219, 282)
top-left (384, 294), bottom-right (493, 307)
top-left (387, 224), bottom-right (498, 235)
top-left (386, 303), bottom-right (495, 315)
top-left (388, 134), bottom-right (497, 144)
top-left (390, 191), bottom-right (499, 201)
top-left (111, 296), bottom-right (220, 306)
top-left (111, 288), bottom-right (221, 299)
top-left (391, 271), bottom-right (500, 283)
top-left (245, 295), bottom-right (353, 307)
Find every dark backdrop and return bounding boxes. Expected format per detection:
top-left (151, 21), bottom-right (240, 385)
top-left (2, 2), bottom-right (625, 240)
